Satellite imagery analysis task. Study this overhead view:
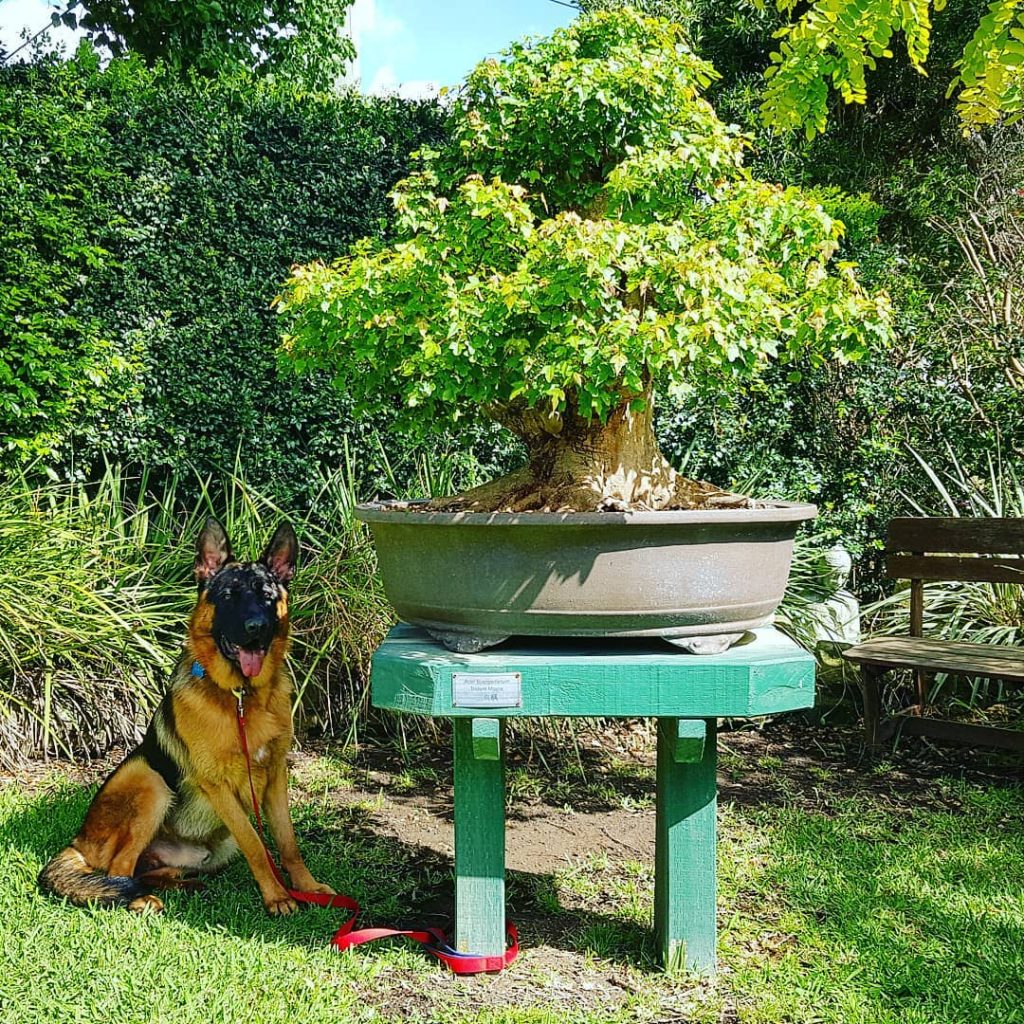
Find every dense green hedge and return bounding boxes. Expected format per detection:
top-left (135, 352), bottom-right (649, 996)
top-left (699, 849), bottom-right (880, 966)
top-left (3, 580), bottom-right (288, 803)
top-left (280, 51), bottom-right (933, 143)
top-left (0, 48), bottom-right (448, 498)
top-left (0, 52), bottom-right (136, 462)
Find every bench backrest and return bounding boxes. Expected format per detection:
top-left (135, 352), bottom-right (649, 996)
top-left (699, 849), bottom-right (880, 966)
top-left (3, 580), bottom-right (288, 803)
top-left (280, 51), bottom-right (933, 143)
top-left (886, 518), bottom-right (1024, 583)
top-left (885, 517), bottom-right (1024, 636)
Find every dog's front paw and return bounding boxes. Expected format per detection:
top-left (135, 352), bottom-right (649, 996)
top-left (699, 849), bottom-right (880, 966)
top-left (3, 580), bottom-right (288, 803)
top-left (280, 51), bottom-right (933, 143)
top-left (287, 866), bottom-right (335, 895)
top-left (303, 880), bottom-right (336, 896)
top-left (264, 889), bottom-right (300, 916)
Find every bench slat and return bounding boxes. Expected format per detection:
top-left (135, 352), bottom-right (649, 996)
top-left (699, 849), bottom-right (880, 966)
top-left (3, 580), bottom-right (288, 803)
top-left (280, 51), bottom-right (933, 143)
top-left (886, 517), bottom-right (1024, 555)
top-left (884, 715), bottom-right (1024, 752)
top-left (843, 636), bottom-right (1024, 682)
top-left (886, 553), bottom-right (1024, 584)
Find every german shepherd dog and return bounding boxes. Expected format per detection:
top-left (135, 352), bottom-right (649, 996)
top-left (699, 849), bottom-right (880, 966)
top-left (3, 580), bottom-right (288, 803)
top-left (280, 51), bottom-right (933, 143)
top-left (39, 518), bottom-right (335, 914)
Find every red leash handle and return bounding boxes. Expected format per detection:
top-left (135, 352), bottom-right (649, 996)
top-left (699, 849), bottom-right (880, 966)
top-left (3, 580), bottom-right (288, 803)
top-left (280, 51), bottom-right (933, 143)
top-left (234, 695), bottom-right (518, 974)
top-left (334, 922), bottom-right (520, 975)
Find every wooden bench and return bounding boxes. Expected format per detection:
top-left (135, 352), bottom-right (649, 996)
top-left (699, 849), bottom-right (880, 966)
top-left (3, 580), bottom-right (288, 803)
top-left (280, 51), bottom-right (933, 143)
top-left (842, 517), bottom-right (1024, 750)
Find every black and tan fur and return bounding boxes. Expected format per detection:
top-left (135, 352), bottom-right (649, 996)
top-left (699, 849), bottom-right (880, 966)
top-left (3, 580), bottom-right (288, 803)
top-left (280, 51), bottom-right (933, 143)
top-left (39, 518), bottom-right (334, 914)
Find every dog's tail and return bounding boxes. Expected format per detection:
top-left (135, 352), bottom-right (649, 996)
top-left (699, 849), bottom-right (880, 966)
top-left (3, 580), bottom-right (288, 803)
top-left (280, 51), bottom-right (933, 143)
top-left (38, 846), bottom-right (149, 908)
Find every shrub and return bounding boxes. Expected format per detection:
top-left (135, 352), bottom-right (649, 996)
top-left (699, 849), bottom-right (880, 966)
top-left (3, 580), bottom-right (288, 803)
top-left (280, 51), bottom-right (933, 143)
top-left (0, 452), bottom-right (839, 764)
top-left (0, 49), bottom-right (140, 462)
top-left (0, 460), bottom-right (395, 766)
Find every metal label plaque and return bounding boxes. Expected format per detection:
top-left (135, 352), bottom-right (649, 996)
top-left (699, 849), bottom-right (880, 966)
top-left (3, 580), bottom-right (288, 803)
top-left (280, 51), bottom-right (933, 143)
top-left (451, 672), bottom-right (522, 708)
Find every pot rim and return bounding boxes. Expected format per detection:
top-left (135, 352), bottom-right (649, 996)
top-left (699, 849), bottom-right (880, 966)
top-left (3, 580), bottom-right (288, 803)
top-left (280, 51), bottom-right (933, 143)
top-left (355, 498), bottom-right (817, 526)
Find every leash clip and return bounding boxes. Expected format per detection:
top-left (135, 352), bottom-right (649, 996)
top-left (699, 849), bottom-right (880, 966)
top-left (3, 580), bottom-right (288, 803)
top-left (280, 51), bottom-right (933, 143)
top-left (231, 687), bottom-right (245, 716)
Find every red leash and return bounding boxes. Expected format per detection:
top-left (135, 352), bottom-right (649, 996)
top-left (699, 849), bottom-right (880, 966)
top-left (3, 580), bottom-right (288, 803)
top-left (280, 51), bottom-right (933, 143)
top-left (233, 688), bottom-right (518, 974)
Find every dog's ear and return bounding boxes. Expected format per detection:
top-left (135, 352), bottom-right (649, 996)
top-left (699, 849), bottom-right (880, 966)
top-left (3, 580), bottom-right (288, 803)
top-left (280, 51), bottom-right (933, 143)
top-left (195, 517), bottom-right (233, 585)
top-left (262, 521), bottom-right (298, 586)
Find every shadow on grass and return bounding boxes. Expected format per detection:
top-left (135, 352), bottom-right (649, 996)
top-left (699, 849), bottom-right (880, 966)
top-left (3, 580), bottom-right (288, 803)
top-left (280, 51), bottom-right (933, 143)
top-left (715, 782), bottom-right (1024, 1023)
top-left (1, 781), bottom-right (657, 970)
top-left (358, 736), bottom-right (659, 821)
top-left (359, 719), bottom-right (1024, 826)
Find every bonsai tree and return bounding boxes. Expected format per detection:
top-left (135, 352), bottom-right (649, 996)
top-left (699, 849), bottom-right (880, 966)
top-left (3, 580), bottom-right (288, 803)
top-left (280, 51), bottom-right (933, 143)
top-left (277, 11), bottom-right (892, 513)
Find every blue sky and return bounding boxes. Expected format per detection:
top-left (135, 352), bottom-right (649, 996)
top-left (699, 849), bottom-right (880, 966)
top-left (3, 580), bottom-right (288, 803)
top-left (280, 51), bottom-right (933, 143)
top-left (0, 0), bottom-right (576, 94)
top-left (351, 0), bottom-right (574, 95)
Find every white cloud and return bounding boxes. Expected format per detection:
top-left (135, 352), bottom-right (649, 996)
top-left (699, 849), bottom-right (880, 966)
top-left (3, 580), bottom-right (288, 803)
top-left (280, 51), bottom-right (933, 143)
top-left (349, 0), bottom-right (403, 45)
top-left (366, 61), bottom-right (438, 99)
top-left (347, 0), bottom-right (438, 97)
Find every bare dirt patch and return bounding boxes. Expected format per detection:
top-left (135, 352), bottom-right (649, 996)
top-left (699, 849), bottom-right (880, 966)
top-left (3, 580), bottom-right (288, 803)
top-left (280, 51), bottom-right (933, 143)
top-left (314, 717), bottom-right (1023, 872)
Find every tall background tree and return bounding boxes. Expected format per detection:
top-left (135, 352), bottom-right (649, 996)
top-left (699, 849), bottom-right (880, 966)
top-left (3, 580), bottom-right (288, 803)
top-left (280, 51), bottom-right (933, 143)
top-left (577, 0), bottom-right (1024, 133)
top-left (46, 0), bottom-right (355, 89)
top-left (571, 1), bottom-right (1023, 558)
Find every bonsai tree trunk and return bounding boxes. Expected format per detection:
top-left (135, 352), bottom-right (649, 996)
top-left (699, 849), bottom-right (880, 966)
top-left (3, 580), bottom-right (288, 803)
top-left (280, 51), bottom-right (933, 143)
top-left (430, 388), bottom-right (750, 513)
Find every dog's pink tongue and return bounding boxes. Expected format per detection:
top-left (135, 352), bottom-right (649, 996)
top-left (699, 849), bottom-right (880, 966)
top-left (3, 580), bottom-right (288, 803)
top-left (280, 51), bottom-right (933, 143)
top-left (238, 648), bottom-right (265, 678)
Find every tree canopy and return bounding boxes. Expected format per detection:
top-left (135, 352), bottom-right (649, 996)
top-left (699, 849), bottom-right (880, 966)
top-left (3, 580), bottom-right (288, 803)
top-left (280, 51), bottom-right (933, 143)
top-left (278, 11), bottom-right (890, 435)
top-left (49, 0), bottom-right (354, 89)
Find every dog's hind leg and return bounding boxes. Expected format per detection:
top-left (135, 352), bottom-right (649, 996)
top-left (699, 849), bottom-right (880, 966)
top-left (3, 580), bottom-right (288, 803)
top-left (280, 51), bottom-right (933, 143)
top-left (104, 768), bottom-right (173, 880)
top-left (103, 763), bottom-right (174, 914)
top-left (42, 755), bottom-right (173, 911)
top-left (77, 757), bottom-right (173, 880)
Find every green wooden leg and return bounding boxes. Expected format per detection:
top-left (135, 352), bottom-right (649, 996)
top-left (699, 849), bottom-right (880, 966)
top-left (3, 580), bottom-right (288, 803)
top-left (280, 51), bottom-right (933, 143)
top-left (655, 717), bottom-right (717, 975)
top-left (453, 717), bottom-right (506, 955)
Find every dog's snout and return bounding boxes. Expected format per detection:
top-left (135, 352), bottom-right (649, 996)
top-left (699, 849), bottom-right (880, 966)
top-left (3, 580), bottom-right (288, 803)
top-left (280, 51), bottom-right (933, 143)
top-left (244, 616), bottom-right (267, 639)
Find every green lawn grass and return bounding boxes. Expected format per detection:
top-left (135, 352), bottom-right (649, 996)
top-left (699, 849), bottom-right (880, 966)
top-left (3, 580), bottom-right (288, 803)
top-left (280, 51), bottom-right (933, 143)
top-left (2, 749), bottom-right (1022, 1024)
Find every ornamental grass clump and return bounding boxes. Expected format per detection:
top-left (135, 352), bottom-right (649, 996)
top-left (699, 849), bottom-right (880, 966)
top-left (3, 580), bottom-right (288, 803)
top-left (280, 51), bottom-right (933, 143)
top-left (278, 11), bottom-right (892, 513)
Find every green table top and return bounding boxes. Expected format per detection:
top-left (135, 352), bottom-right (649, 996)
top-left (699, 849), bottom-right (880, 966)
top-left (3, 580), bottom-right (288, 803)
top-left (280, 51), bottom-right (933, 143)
top-left (371, 624), bottom-right (815, 719)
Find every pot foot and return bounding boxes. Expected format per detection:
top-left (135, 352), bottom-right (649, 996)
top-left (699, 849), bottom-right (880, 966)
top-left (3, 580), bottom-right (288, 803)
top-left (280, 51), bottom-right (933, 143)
top-left (425, 628), bottom-right (511, 653)
top-left (665, 632), bottom-right (745, 655)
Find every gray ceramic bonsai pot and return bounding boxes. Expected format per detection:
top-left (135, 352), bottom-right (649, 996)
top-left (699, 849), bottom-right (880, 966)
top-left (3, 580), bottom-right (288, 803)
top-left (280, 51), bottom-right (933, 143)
top-left (355, 500), bottom-right (817, 652)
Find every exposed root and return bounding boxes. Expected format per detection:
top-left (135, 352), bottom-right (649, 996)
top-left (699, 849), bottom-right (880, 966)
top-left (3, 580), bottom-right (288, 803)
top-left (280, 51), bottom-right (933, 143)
top-left (426, 467), bottom-right (538, 513)
top-left (672, 476), bottom-right (761, 511)
top-left (427, 466), bottom-right (757, 514)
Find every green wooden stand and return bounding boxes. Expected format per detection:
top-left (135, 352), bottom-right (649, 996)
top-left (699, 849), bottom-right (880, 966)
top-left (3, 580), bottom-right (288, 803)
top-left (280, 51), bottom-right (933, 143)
top-left (371, 625), bottom-right (815, 974)
top-left (453, 717), bottom-right (506, 954)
